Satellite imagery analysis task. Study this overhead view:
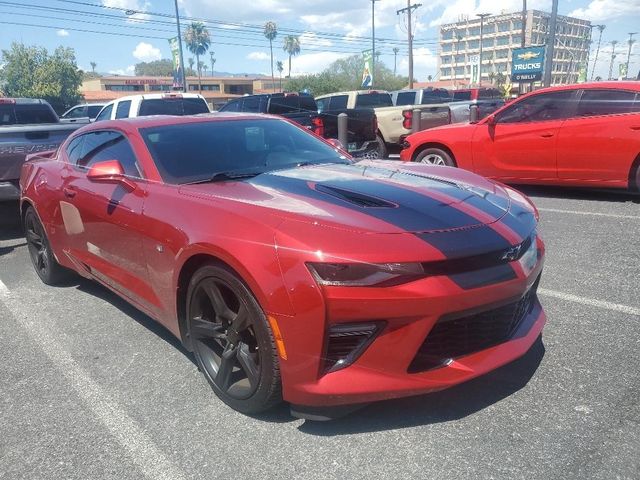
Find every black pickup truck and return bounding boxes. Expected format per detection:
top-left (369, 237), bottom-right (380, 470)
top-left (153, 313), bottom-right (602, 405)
top-left (218, 93), bottom-right (378, 158)
top-left (0, 98), bottom-right (87, 201)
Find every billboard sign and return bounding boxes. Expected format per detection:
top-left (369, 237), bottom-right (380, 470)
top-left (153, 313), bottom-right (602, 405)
top-left (511, 46), bottom-right (545, 82)
top-left (168, 37), bottom-right (183, 89)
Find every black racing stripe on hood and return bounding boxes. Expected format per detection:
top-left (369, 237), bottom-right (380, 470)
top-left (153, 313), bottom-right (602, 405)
top-left (500, 203), bottom-right (537, 240)
top-left (415, 226), bottom-right (511, 259)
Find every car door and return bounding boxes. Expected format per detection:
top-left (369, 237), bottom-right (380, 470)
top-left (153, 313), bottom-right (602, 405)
top-left (59, 130), bottom-right (156, 312)
top-left (115, 100), bottom-right (132, 119)
top-left (94, 103), bottom-right (114, 122)
top-left (556, 89), bottom-right (640, 185)
top-left (471, 90), bottom-right (578, 181)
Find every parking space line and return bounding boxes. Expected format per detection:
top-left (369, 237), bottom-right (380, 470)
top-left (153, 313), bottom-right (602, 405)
top-left (538, 207), bottom-right (640, 220)
top-left (0, 288), bottom-right (187, 480)
top-left (539, 288), bottom-right (640, 316)
top-left (0, 278), bottom-right (9, 298)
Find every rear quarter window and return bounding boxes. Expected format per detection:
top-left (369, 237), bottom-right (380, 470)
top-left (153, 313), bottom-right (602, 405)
top-left (138, 98), bottom-right (209, 116)
top-left (355, 93), bottom-right (393, 108)
top-left (395, 92), bottom-right (416, 106)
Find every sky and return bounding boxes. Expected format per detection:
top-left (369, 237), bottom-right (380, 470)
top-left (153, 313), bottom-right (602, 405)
top-left (1, 0), bottom-right (639, 81)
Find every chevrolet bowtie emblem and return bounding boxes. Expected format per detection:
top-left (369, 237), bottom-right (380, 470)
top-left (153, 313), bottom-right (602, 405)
top-left (501, 245), bottom-right (522, 261)
top-left (517, 51), bottom-right (541, 60)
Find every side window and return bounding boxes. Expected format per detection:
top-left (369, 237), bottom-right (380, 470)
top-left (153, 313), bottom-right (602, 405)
top-left (316, 98), bottom-right (328, 112)
top-left (115, 100), bottom-right (131, 119)
top-left (219, 100), bottom-right (240, 112)
top-left (65, 135), bottom-right (85, 164)
top-left (329, 95), bottom-right (348, 110)
top-left (497, 91), bottom-right (576, 124)
top-left (95, 104), bottom-right (113, 122)
top-left (64, 107), bottom-right (86, 119)
top-left (396, 92), bottom-right (416, 106)
top-left (77, 131), bottom-right (142, 178)
top-left (241, 96), bottom-right (261, 113)
top-left (576, 89), bottom-right (640, 117)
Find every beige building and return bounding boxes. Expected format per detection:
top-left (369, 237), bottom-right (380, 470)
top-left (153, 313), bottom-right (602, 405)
top-left (438, 10), bottom-right (591, 86)
top-left (81, 76), bottom-right (256, 109)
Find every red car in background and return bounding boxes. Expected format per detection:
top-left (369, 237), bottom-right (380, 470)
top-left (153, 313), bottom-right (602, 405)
top-left (400, 82), bottom-right (640, 191)
top-left (20, 114), bottom-right (545, 419)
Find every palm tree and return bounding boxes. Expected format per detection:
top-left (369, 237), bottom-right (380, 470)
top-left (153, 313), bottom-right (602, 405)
top-left (591, 25), bottom-right (605, 80)
top-left (427, 75), bottom-right (433, 82)
top-left (184, 21), bottom-right (211, 93)
top-left (90, 61), bottom-right (97, 73)
top-left (188, 57), bottom-right (194, 76)
top-left (276, 60), bottom-right (284, 92)
top-left (282, 35), bottom-right (300, 78)
top-left (209, 51), bottom-right (216, 76)
top-left (264, 21), bottom-right (278, 92)
top-left (392, 47), bottom-right (399, 75)
top-left (198, 61), bottom-right (206, 77)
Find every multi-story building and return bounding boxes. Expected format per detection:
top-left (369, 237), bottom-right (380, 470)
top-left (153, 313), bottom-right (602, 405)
top-left (81, 75), bottom-right (256, 109)
top-left (437, 10), bottom-right (591, 86)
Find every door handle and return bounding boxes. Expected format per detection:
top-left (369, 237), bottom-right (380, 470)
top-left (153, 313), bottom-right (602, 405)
top-left (539, 132), bottom-right (554, 138)
top-left (63, 187), bottom-right (76, 198)
top-left (631, 126), bottom-right (640, 131)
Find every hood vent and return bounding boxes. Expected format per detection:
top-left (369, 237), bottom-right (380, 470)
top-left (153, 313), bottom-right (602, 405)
top-left (315, 184), bottom-right (396, 208)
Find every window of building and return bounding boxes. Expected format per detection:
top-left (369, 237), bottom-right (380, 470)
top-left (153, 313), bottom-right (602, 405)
top-left (468, 27), bottom-right (480, 36)
top-left (441, 43), bottom-right (452, 52)
top-left (467, 40), bottom-right (479, 49)
top-left (498, 22), bottom-right (510, 32)
top-left (513, 20), bottom-right (522, 30)
top-left (482, 38), bottom-right (494, 48)
top-left (105, 85), bottom-right (144, 92)
top-left (149, 85), bottom-right (172, 91)
top-left (454, 66), bottom-right (465, 76)
top-left (442, 30), bottom-right (453, 40)
top-left (496, 36), bottom-right (510, 46)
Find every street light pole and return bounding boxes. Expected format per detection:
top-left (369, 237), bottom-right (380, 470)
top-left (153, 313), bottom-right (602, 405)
top-left (542, 0), bottom-right (558, 87)
top-left (477, 13), bottom-right (491, 87)
top-left (625, 32), bottom-right (637, 80)
top-left (371, 0), bottom-right (380, 89)
top-left (173, 0), bottom-right (187, 91)
top-left (608, 40), bottom-right (618, 80)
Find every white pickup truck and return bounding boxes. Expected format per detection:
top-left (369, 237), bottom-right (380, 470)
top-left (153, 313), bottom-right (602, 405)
top-left (94, 92), bottom-right (210, 121)
top-left (316, 90), bottom-right (450, 158)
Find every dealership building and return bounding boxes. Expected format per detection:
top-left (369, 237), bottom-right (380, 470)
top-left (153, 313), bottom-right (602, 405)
top-left (437, 10), bottom-right (591, 86)
top-left (81, 75), bottom-right (257, 109)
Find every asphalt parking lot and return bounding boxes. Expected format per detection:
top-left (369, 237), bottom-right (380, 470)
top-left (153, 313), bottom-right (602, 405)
top-left (1, 187), bottom-right (639, 480)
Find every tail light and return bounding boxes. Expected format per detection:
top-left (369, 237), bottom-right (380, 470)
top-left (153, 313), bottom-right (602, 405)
top-left (0, 98), bottom-right (16, 104)
top-left (323, 322), bottom-right (384, 374)
top-left (402, 109), bottom-right (413, 129)
top-left (162, 93), bottom-right (183, 99)
top-left (312, 116), bottom-right (324, 137)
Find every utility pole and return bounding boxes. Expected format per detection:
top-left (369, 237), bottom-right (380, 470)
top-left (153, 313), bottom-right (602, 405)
top-left (173, 0), bottom-right (187, 91)
top-left (393, 47), bottom-right (399, 75)
top-left (397, 1), bottom-right (422, 89)
top-left (608, 40), bottom-right (618, 80)
top-left (521, 0), bottom-right (527, 48)
top-left (371, 0), bottom-right (380, 88)
top-left (542, 0), bottom-right (558, 87)
top-left (625, 32), bottom-right (637, 80)
top-left (477, 13), bottom-right (491, 87)
top-left (590, 24), bottom-right (605, 80)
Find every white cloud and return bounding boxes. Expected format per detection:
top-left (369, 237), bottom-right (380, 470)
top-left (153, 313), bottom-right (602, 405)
top-left (108, 65), bottom-right (135, 75)
top-left (57, 29), bottom-right (69, 37)
top-left (102, 0), bottom-right (151, 22)
top-left (398, 47), bottom-right (438, 81)
top-left (247, 51), bottom-right (270, 60)
top-left (429, 0), bottom-right (550, 27)
top-left (299, 32), bottom-right (333, 49)
top-left (132, 42), bottom-right (162, 61)
top-left (291, 51), bottom-right (350, 75)
top-left (569, 0), bottom-right (640, 21)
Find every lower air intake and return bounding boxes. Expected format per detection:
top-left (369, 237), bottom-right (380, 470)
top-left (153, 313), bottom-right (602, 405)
top-left (323, 322), bottom-right (383, 374)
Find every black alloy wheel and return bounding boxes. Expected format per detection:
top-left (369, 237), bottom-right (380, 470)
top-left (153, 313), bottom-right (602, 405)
top-left (24, 207), bottom-right (70, 285)
top-left (186, 264), bottom-right (282, 414)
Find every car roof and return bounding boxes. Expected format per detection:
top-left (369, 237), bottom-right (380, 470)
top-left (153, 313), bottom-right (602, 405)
top-left (317, 90), bottom-right (391, 98)
top-left (527, 81), bottom-right (640, 94)
top-left (74, 112), bottom-right (282, 132)
top-left (106, 93), bottom-right (206, 103)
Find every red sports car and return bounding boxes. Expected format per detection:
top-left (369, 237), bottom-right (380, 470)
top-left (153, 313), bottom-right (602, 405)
top-left (20, 114), bottom-right (545, 419)
top-left (400, 82), bottom-right (640, 191)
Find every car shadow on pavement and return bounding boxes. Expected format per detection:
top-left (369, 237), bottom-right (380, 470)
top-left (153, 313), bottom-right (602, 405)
top-left (296, 336), bottom-right (545, 435)
top-left (0, 201), bottom-right (24, 242)
top-left (73, 278), bottom-right (197, 368)
top-left (514, 185), bottom-right (640, 203)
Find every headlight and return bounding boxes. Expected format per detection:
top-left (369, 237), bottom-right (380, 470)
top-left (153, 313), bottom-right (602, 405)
top-left (307, 262), bottom-right (425, 287)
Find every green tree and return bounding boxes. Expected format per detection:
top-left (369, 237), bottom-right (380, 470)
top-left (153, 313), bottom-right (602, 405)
top-left (209, 51), bottom-right (216, 76)
top-left (90, 61), bottom-right (96, 73)
top-left (183, 21), bottom-right (211, 92)
top-left (264, 21), bottom-right (277, 92)
top-left (0, 42), bottom-right (83, 114)
top-left (188, 57), bottom-right (195, 73)
top-left (285, 55), bottom-right (409, 96)
top-left (282, 35), bottom-right (300, 78)
top-left (135, 59), bottom-right (194, 76)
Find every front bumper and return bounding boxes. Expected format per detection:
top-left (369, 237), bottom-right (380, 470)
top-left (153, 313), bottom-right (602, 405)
top-left (272, 249), bottom-right (545, 408)
top-left (0, 181), bottom-right (20, 201)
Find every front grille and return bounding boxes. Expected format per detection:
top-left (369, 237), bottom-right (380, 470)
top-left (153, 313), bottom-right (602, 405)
top-left (408, 279), bottom-right (540, 373)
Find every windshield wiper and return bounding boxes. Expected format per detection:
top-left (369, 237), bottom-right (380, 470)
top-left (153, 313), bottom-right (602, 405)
top-left (185, 170), bottom-right (262, 185)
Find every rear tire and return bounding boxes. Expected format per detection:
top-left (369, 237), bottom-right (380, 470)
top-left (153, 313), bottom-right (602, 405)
top-left (414, 147), bottom-right (455, 167)
top-left (186, 263), bottom-right (282, 414)
top-left (24, 207), bottom-right (72, 286)
top-left (375, 134), bottom-right (388, 159)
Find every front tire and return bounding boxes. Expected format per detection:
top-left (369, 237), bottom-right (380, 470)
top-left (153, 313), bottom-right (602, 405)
top-left (414, 147), bottom-right (455, 167)
top-left (186, 263), bottom-right (282, 414)
top-left (24, 207), bottom-right (72, 285)
top-left (375, 134), bottom-right (388, 159)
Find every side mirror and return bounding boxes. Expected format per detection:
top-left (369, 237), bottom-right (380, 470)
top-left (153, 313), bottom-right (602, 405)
top-left (326, 138), bottom-right (344, 149)
top-left (469, 104), bottom-right (480, 123)
top-left (86, 160), bottom-right (136, 191)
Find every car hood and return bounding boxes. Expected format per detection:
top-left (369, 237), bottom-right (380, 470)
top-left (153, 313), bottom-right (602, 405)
top-left (179, 160), bottom-right (533, 238)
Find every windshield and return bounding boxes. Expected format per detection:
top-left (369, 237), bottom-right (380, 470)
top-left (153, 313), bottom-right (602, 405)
top-left (141, 118), bottom-right (348, 184)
